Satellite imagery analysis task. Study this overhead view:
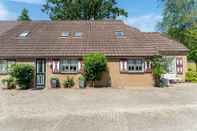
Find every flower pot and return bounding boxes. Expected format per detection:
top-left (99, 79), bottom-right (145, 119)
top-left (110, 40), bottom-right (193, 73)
top-left (51, 79), bottom-right (60, 88)
top-left (79, 80), bottom-right (86, 89)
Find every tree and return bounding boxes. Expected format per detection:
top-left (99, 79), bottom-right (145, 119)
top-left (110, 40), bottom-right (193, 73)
top-left (158, 0), bottom-right (197, 70)
top-left (158, 0), bottom-right (197, 41)
top-left (151, 56), bottom-right (166, 87)
top-left (42, 0), bottom-right (127, 20)
top-left (84, 52), bottom-right (107, 87)
top-left (158, 0), bottom-right (197, 33)
top-left (183, 24), bottom-right (197, 70)
top-left (18, 8), bottom-right (31, 21)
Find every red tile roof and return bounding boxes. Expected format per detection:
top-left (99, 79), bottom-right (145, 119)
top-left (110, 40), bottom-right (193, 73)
top-left (0, 21), bottom-right (188, 58)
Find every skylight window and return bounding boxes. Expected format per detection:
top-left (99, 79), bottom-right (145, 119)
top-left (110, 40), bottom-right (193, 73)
top-left (74, 32), bottom-right (82, 37)
top-left (61, 32), bottom-right (69, 38)
top-left (19, 31), bottom-right (30, 37)
top-left (115, 31), bottom-right (125, 37)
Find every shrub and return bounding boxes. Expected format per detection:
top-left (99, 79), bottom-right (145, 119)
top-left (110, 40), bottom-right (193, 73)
top-left (2, 77), bottom-right (16, 89)
top-left (79, 75), bottom-right (86, 81)
top-left (151, 57), bottom-right (166, 87)
top-left (186, 70), bottom-right (197, 83)
top-left (64, 77), bottom-right (75, 88)
top-left (79, 75), bottom-right (86, 88)
top-left (84, 52), bottom-right (107, 87)
top-left (10, 64), bottom-right (34, 89)
top-left (50, 77), bottom-right (60, 88)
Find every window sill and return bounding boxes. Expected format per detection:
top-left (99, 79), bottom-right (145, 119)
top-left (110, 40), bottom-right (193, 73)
top-left (120, 71), bottom-right (145, 74)
top-left (54, 72), bottom-right (80, 75)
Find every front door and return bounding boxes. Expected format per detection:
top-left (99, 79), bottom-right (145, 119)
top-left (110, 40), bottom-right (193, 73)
top-left (36, 59), bottom-right (46, 88)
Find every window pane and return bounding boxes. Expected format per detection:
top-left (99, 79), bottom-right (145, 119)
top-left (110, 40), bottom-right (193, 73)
top-left (128, 60), bottom-right (135, 64)
top-left (164, 56), bottom-right (176, 74)
top-left (128, 59), bottom-right (144, 72)
top-left (74, 32), bottom-right (82, 37)
top-left (19, 31), bottom-right (30, 37)
top-left (136, 60), bottom-right (142, 64)
top-left (0, 60), bottom-right (7, 73)
top-left (61, 32), bottom-right (69, 37)
top-left (60, 59), bottom-right (79, 73)
top-left (115, 31), bottom-right (124, 37)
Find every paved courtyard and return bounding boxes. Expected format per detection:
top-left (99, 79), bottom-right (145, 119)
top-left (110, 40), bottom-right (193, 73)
top-left (0, 83), bottom-right (197, 131)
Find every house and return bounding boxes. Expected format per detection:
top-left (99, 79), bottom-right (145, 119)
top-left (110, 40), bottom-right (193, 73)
top-left (0, 21), bottom-right (188, 88)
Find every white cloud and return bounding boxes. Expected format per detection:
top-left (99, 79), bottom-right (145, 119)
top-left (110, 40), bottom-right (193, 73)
top-left (10, 0), bottom-right (44, 4)
top-left (0, 2), bottom-right (17, 20)
top-left (124, 14), bottom-right (162, 32)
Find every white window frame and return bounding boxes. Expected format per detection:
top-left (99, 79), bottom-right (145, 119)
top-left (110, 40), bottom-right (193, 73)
top-left (60, 59), bottom-right (79, 73)
top-left (61, 32), bottom-right (69, 38)
top-left (74, 32), bottom-right (82, 37)
top-left (127, 59), bottom-right (144, 73)
top-left (163, 56), bottom-right (176, 74)
top-left (19, 31), bottom-right (30, 37)
top-left (0, 60), bottom-right (15, 74)
top-left (115, 31), bottom-right (124, 37)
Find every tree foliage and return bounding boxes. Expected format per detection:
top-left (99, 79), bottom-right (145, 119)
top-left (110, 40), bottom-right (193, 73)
top-left (84, 52), bottom-right (107, 87)
top-left (42, 0), bottom-right (128, 20)
top-left (151, 56), bottom-right (166, 87)
top-left (183, 24), bottom-right (197, 70)
top-left (18, 8), bottom-right (31, 21)
top-left (158, 0), bottom-right (197, 33)
top-left (10, 64), bottom-right (34, 89)
top-left (158, 0), bottom-right (197, 69)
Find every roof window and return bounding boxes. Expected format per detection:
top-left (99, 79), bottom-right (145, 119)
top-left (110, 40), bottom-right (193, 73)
top-left (115, 31), bottom-right (125, 37)
top-left (61, 32), bottom-right (69, 38)
top-left (19, 31), bottom-right (30, 37)
top-left (74, 32), bottom-right (82, 37)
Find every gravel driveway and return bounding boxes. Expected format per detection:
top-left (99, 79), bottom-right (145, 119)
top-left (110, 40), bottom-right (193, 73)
top-left (0, 83), bottom-right (197, 131)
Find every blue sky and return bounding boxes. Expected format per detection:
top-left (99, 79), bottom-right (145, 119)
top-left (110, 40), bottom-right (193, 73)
top-left (0, 0), bottom-right (163, 32)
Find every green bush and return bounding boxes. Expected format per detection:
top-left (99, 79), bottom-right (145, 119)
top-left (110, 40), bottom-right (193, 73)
top-left (79, 75), bottom-right (86, 81)
top-left (84, 52), bottom-right (107, 87)
top-left (2, 77), bottom-right (16, 89)
top-left (151, 57), bottom-right (166, 87)
top-left (10, 64), bottom-right (34, 89)
top-left (64, 77), bottom-right (75, 88)
top-left (186, 70), bottom-right (197, 83)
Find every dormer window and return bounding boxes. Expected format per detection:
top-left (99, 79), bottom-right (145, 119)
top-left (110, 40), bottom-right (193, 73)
top-left (115, 31), bottom-right (125, 37)
top-left (61, 32), bottom-right (69, 38)
top-left (19, 31), bottom-right (30, 37)
top-left (74, 32), bottom-right (82, 37)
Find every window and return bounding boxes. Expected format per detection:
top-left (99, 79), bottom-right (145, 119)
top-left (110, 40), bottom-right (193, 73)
top-left (74, 32), bottom-right (82, 37)
top-left (19, 31), bottom-right (30, 37)
top-left (61, 32), bottom-right (69, 38)
top-left (60, 59), bottom-right (79, 73)
top-left (128, 59), bottom-right (144, 73)
top-left (0, 60), bottom-right (15, 74)
top-left (115, 31), bottom-right (124, 37)
top-left (0, 60), bottom-right (7, 74)
top-left (164, 56), bottom-right (176, 74)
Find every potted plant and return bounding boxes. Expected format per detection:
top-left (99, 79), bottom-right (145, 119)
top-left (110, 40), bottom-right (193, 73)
top-left (151, 57), bottom-right (166, 87)
top-left (64, 77), bottom-right (75, 88)
top-left (79, 75), bottom-right (86, 89)
top-left (2, 77), bottom-right (16, 89)
top-left (50, 77), bottom-right (60, 88)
